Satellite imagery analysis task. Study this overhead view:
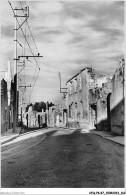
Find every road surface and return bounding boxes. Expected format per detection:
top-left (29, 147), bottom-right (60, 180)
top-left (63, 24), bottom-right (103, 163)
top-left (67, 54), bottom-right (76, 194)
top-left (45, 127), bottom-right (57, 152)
top-left (1, 128), bottom-right (124, 188)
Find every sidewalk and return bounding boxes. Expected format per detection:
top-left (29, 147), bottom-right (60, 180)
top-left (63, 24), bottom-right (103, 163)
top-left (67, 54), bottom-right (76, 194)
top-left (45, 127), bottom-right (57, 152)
top-left (59, 126), bottom-right (125, 146)
top-left (1, 127), bottom-right (21, 145)
top-left (1, 127), bottom-right (60, 146)
top-left (84, 129), bottom-right (125, 146)
top-left (1, 126), bottom-right (125, 146)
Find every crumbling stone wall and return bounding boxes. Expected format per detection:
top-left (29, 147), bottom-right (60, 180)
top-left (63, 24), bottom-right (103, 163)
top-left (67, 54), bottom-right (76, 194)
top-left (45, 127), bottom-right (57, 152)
top-left (1, 79), bottom-right (9, 133)
top-left (88, 72), bottom-right (112, 130)
top-left (110, 59), bottom-right (124, 135)
top-left (48, 105), bottom-right (66, 127)
top-left (66, 67), bottom-right (93, 128)
top-left (96, 81), bottom-right (112, 131)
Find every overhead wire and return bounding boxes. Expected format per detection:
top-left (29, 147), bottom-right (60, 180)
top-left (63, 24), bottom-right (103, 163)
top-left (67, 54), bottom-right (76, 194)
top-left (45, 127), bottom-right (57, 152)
top-left (18, 66), bottom-right (25, 74)
top-left (19, 17), bottom-right (26, 106)
top-left (29, 68), bottom-right (40, 102)
top-left (8, 1), bottom-right (40, 69)
top-left (19, 1), bottom-right (40, 100)
top-left (22, 13), bottom-right (27, 103)
top-left (19, 1), bottom-right (39, 65)
top-left (26, 59), bottom-right (36, 67)
top-left (19, 1), bottom-right (41, 101)
top-left (21, 1), bottom-right (39, 54)
top-left (8, 0), bottom-right (41, 104)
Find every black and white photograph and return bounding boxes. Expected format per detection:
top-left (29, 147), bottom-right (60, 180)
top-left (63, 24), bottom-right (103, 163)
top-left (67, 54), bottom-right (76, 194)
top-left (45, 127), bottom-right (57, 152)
top-left (0, 0), bottom-right (125, 193)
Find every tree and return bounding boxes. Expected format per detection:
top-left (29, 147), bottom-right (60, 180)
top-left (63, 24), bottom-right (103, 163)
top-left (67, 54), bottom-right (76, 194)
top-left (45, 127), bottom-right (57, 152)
top-left (48, 102), bottom-right (55, 108)
top-left (26, 101), bottom-right (55, 113)
top-left (25, 103), bottom-right (33, 112)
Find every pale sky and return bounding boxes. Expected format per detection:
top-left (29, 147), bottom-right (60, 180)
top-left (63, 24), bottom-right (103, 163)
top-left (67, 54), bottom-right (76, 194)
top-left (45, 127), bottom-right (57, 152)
top-left (0, 1), bottom-right (124, 105)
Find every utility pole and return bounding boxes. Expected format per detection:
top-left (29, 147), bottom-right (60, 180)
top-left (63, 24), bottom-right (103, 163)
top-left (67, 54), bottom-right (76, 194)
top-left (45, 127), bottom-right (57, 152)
top-left (12, 5), bottom-right (29, 132)
top-left (13, 7), bottom-right (18, 132)
top-left (9, 2), bottom-right (42, 132)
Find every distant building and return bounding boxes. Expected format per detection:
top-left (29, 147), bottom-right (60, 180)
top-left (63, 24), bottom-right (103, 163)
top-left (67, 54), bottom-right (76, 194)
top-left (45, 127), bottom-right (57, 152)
top-left (1, 79), bottom-right (8, 133)
top-left (48, 105), bottom-right (66, 127)
top-left (23, 106), bottom-right (47, 128)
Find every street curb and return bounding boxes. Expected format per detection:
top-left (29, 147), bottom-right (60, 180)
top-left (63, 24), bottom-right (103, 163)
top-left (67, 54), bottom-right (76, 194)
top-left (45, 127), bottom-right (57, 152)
top-left (62, 126), bottom-right (124, 147)
top-left (1, 135), bottom-right (19, 145)
top-left (1, 128), bottom-right (48, 145)
top-left (92, 132), bottom-right (124, 147)
top-left (19, 128), bottom-right (46, 137)
top-left (2, 133), bottom-right (46, 161)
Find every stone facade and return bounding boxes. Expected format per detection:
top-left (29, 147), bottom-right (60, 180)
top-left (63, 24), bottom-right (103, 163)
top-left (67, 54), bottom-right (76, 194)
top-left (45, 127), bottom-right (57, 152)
top-left (110, 58), bottom-right (124, 135)
top-left (23, 106), bottom-right (47, 128)
top-left (62, 59), bottom-right (124, 135)
top-left (1, 79), bottom-right (9, 133)
top-left (96, 79), bottom-right (112, 131)
top-left (89, 74), bottom-right (112, 130)
top-left (65, 67), bottom-right (96, 128)
top-left (8, 80), bottom-right (15, 129)
top-left (48, 105), bottom-right (67, 127)
top-left (63, 67), bottom-right (112, 130)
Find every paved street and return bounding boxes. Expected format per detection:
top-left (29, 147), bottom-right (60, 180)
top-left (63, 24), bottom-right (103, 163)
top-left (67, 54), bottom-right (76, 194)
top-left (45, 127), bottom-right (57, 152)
top-left (1, 128), bottom-right (124, 188)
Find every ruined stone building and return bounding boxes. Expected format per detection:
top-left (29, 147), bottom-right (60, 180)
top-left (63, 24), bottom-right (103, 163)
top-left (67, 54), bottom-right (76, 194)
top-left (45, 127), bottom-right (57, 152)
top-left (64, 67), bottom-right (112, 129)
top-left (48, 105), bottom-right (66, 127)
top-left (7, 61), bottom-right (13, 129)
top-left (64, 67), bottom-right (98, 129)
top-left (1, 77), bottom-right (19, 133)
top-left (110, 58), bottom-right (125, 135)
top-left (1, 79), bottom-right (9, 133)
top-left (60, 58), bottom-right (124, 135)
top-left (23, 106), bottom-right (38, 128)
top-left (23, 105), bottom-right (47, 128)
top-left (1, 61), bottom-right (18, 131)
top-left (89, 74), bottom-right (112, 131)
top-left (89, 58), bottom-right (125, 135)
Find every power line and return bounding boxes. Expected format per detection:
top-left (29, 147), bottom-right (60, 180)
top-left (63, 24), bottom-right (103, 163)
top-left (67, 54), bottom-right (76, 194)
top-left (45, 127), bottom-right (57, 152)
top-left (19, 1), bottom-right (41, 100)
top-left (26, 59), bottom-right (36, 67)
top-left (18, 66), bottom-right (25, 74)
top-left (17, 39), bottom-right (33, 54)
top-left (29, 68), bottom-right (40, 102)
top-left (20, 2), bottom-right (39, 55)
top-left (8, 1), bottom-right (40, 69)
top-left (8, 1), bottom-right (41, 105)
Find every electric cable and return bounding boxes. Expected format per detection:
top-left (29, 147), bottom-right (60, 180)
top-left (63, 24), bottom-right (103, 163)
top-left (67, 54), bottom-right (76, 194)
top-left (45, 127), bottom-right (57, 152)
top-left (20, 1), bottom-right (39, 53)
top-left (8, 1), bottom-right (40, 69)
top-left (19, 1), bottom-right (41, 101)
top-left (8, 1), bottom-right (41, 105)
top-left (29, 68), bottom-right (40, 102)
